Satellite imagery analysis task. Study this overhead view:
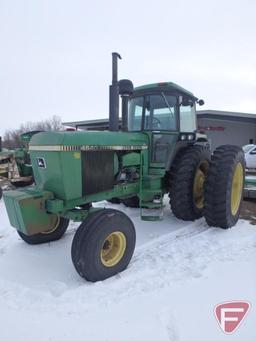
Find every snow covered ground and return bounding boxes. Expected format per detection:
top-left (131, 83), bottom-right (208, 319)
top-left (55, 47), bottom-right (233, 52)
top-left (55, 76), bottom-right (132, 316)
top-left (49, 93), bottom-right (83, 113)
top-left (0, 197), bottom-right (255, 341)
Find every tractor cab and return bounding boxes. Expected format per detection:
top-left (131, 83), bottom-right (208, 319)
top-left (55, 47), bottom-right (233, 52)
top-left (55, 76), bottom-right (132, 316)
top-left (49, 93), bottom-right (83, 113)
top-left (128, 82), bottom-right (197, 133)
top-left (127, 83), bottom-right (203, 166)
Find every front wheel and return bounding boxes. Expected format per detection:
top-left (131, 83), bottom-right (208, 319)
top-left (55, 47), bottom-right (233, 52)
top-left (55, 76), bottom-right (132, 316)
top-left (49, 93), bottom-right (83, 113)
top-left (71, 209), bottom-right (136, 282)
top-left (18, 216), bottom-right (69, 244)
top-left (204, 145), bottom-right (245, 228)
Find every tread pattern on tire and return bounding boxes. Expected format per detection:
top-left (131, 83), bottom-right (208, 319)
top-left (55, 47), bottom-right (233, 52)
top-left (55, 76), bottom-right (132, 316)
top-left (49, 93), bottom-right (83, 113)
top-left (168, 145), bottom-right (211, 221)
top-left (204, 145), bottom-right (245, 229)
top-left (71, 208), bottom-right (136, 282)
top-left (71, 209), bottom-right (108, 275)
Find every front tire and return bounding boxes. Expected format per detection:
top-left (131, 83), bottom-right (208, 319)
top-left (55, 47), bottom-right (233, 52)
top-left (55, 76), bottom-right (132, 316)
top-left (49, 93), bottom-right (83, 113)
top-left (71, 209), bottom-right (136, 282)
top-left (17, 216), bottom-right (69, 244)
top-left (0, 187), bottom-right (2, 200)
top-left (204, 145), bottom-right (245, 228)
top-left (169, 145), bottom-right (210, 221)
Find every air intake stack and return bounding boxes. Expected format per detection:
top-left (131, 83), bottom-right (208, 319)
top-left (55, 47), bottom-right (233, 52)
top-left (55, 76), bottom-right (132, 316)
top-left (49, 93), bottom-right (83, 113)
top-left (119, 79), bottom-right (134, 131)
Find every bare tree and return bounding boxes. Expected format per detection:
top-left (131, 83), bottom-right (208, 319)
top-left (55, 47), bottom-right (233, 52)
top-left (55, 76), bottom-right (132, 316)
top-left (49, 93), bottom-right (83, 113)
top-left (2, 116), bottom-right (63, 149)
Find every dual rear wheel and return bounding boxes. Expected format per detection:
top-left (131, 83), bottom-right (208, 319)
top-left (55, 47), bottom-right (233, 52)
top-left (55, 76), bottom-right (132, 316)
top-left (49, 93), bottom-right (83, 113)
top-left (204, 145), bottom-right (245, 228)
top-left (169, 145), bottom-right (245, 229)
top-left (169, 145), bottom-right (210, 221)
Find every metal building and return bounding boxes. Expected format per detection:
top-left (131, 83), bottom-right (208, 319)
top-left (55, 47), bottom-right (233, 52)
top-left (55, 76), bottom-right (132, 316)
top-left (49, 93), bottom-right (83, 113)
top-left (63, 110), bottom-right (256, 150)
top-left (197, 110), bottom-right (256, 149)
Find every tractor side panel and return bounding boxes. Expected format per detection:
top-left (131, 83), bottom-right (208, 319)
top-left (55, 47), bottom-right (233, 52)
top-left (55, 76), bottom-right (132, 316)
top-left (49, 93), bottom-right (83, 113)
top-left (30, 151), bottom-right (82, 201)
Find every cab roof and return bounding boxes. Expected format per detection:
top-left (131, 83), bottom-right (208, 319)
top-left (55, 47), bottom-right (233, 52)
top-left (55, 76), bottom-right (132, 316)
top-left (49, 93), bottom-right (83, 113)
top-left (134, 82), bottom-right (197, 99)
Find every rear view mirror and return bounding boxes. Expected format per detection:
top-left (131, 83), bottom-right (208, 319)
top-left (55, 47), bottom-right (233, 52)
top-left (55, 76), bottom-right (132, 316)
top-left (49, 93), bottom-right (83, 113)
top-left (198, 99), bottom-right (205, 106)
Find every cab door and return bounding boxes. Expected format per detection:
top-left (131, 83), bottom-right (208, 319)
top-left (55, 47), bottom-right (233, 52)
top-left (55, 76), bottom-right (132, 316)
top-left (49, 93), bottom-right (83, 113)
top-left (143, 94), bottom-right (179, 170)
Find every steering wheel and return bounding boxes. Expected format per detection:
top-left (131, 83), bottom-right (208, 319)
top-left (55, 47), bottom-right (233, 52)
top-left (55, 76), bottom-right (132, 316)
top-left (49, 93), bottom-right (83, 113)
top-left (152, 117), bottom-right (161, 129)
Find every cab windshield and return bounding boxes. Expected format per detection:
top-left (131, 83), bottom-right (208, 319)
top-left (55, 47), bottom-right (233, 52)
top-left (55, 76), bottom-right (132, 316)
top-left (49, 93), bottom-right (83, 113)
top-left (128, 93), bottom-right (178, 131)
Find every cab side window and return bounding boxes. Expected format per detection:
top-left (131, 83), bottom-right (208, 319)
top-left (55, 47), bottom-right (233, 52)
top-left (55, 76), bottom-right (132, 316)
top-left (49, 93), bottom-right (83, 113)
top-left (128, 97), bottom-right (143, 131)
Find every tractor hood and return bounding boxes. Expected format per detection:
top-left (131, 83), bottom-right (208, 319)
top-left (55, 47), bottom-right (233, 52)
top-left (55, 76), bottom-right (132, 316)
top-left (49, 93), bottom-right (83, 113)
top-left (28, 131), bottom-right (148, 202)
top-left (29, 131), bottom-right (148, 151)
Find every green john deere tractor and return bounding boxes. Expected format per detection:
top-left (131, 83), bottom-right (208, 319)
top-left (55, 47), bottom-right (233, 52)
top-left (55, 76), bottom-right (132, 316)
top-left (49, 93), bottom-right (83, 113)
top-left (3, 53), bottom-right (245, 282)
top-left (0, 131), bottom-right (41, 199)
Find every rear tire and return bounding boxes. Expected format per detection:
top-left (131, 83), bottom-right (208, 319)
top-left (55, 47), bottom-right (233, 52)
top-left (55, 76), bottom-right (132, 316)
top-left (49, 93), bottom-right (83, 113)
top-left (71, 209), bottom-right (136, 282)
top-left (169, 145), bottom-right (210, 221)
top-left (17, 216), bottom-right (69, 244)
top-left (204, 145), bottom-right (245, 228)
top-left (122, 196), bottom-right (140, 208)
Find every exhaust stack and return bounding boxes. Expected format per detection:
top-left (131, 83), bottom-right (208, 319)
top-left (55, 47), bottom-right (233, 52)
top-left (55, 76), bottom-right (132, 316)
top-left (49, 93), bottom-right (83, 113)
top-left (109, 52), bottom-right (121, 131)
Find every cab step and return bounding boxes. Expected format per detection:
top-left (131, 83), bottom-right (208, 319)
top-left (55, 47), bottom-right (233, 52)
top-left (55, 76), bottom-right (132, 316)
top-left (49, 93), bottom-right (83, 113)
top-left (140, 193), bottom-right (164, 221)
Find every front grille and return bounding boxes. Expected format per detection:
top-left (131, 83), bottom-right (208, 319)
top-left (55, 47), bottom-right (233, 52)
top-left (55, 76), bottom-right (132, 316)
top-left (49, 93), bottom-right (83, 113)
top-left (82, 151), bottom-right (114, 196)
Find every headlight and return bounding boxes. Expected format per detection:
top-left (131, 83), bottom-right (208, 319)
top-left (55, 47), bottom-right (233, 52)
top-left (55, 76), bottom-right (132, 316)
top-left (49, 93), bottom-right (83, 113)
top-left (187, 134), bottom-right (195, 141)
top-left (180, 134), bottom-right (187, 141)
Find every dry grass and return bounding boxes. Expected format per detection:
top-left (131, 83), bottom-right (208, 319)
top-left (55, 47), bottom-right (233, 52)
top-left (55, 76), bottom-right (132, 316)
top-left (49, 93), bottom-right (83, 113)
top-left (240, 199), bottom-right (256, 225)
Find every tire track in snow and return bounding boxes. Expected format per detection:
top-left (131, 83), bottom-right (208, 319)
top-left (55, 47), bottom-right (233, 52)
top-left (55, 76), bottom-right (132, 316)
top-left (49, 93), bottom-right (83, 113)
top-left (134, 221), bottom-right (210, 259)
top-left (0, 215), bottom-right (255, 316)
top-left (56, 220), bottom-right (255, 315)
top-left (0, 220), bottom-right (210, 313)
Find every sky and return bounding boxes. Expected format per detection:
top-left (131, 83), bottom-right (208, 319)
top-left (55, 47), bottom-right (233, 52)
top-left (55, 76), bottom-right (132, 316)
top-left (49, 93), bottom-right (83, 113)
top-left (0, 0), bottom-right (256, 136)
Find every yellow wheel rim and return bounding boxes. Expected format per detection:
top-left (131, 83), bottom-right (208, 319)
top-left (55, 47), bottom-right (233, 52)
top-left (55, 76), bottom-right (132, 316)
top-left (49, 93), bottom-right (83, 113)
top-left (41, 215), bottom-right (60, 235)
top-left (193, 160), bottom-right (209, 209)
top-left (100, 231), bottom-right (126, 267)
top-left (231, 162), bottom-right (243, 216)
